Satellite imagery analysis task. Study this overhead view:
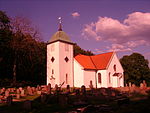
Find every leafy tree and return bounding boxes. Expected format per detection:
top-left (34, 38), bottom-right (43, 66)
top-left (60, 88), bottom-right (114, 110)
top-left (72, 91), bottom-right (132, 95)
top-left (120, 53), bottom-right (150, 86)
top-left (74, 43), bottom-right (94, 56)
top-left (0, 11), bottom-right (13, 80)
top-left (0, 10), bottom-right (46, 86)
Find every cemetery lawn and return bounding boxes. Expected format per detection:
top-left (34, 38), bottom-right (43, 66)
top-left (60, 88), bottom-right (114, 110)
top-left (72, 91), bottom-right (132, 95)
top-left (0, 95), bottom-right (150, 113)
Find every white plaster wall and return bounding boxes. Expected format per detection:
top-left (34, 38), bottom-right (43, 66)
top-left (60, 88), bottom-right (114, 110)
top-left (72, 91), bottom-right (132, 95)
top-left (106, 53), bottom-right (124, 87)
top-left (47, 42), bottom-right (60, 87)
top-left (96, 70), bottom-right (107, 88)
top-left (74, 59), bottom-right (84, 87)
top-left (83, 70), bottom-right (96, 88)
top-left (59, 42), bottom-right (73, 87)
top-left (47, 41), bottom-right (74, 88)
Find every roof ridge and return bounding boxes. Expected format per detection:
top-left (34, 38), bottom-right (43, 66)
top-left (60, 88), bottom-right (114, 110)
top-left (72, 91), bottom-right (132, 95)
top-left (89, 56), bottom-right (97, 70)
top-left (95, 52), bottom-right (113, 56)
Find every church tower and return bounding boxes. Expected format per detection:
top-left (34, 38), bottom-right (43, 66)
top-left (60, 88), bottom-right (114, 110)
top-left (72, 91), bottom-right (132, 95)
top-left (47, 17), bottom-right (74, 87)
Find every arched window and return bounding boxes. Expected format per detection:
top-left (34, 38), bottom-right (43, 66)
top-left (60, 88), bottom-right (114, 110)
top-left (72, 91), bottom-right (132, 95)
top-left (114, 64), bottom-right (116, 72)
top-left (52, 69), bottom-right (54, 74)
top-left (66, 74), bottom-right (68, 84)
top-left (98, 73), bottom-right (101, 83)
top-left (109, 72), bottom-right (111, 83)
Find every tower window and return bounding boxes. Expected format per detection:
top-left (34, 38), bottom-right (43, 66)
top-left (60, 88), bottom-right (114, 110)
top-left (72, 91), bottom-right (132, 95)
top-left (51, 57), bottom-right (55, 62)
top-left (52, 69), bottom-right (54, 74)
top-left (98, 73), bottom-right (101, 83)
top-left (66, 74), bottom-right (68, 84)
top-left (64, 57), bottom-right (69, 62)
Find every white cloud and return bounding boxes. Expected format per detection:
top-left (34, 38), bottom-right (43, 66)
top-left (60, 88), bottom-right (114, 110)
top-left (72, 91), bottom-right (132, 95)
top-left (71, 12), bottom-right (80, 18)
top-left (82, 12), bottom-right (150, 46)
top-left (107, 44), bottom-right (132, 52)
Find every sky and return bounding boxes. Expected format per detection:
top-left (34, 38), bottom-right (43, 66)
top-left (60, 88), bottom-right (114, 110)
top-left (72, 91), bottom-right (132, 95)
top-left (0, 0), bottom-right (150, 64)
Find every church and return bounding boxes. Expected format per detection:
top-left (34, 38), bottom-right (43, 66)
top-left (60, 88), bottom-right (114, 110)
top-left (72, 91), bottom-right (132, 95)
top-left (47, 20), bottom-right (124, 88)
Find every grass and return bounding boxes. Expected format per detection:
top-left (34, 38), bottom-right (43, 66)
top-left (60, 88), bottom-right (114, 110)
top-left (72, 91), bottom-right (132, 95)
top-left (0, 93), bottom-right (150, 113)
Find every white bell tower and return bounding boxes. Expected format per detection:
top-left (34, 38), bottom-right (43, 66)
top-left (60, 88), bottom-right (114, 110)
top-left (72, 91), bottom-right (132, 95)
top-left (47, 17), bottom-right (74, 87)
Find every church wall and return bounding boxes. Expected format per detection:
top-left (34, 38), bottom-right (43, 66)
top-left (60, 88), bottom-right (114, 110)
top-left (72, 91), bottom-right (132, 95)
top-left (59, 42), bottom-right (73, 87)
top-left (74, 59), bottom-right (84, 87)
top-left (47, 42), bottom-right (60, 87)
top-left (106, 53), bottom-right (124, 87)
top-left (83, 70), bottom-right (96, 88)
top-left (96, 70), bottom-right (107, 88)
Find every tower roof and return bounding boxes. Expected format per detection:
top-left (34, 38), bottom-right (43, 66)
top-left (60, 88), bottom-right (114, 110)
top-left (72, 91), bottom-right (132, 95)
top-left (48, 31), bottom-right (74, 44)
top-left (48, 17), bottom-right (74, 44)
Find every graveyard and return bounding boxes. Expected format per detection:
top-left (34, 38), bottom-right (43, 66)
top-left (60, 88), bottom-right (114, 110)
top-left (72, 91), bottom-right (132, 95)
top-left (0, 81), bottom-right (150, 113)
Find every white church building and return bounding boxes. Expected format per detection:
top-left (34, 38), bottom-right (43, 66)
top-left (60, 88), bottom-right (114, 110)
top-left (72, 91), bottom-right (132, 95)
top-left (47, 21), bottom-right (124, 88)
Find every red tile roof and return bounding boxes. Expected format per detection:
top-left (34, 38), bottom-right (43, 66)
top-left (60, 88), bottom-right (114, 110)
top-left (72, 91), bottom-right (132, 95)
top-left (75, 52), bottom-right (114, 70)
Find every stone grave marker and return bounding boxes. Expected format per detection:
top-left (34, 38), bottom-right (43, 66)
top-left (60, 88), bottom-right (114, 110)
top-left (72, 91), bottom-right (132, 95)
top-left (16, 89), bottom-right (20, 94)
top-left (5, 90), bottom-right (10, 98)
top-left (21, 89), bottom-right (25, 96)
top-left (65, 85), bottom-right (70, 94)
top-left (6, 95), bottom-right (12, 106)
top-left (47, 83), bottom-right (51, 94)
top-left (81, 85), bottom-right (86, 95)
top-left (27, 86), bottom-right (33, 95)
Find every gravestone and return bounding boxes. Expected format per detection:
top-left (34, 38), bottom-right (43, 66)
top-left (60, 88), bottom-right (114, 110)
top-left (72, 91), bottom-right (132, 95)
top-left (54, 84), bottom-right (59, 95)
top-left (140, 83), bottom-right (144, 89)
top-left (129, 82), bottom-right (132, 87)
top-left (19, 87), bottom-right (23, 91)
top-left (6, 96), bottom-right (12, 106)
top-left (21, 89), bottom-right (25, 96)
top-left (37, 91), bottom-right (42, 95)
top-left (143, 80), bottom-right (147, 88)
top-left (5, 90), bottom-right (10, 98)
top-left (32, 87), bottom-right (36, 94)
top-left (75, 89), bottom-right (80, 96)
top-left (65, 85), bottom-right (70, 94)
top-left (81, 85), bottom-right (86, 95)
top-left (27, 86), bottom-right (33, 95)
top-left (16, 89), bottom-right (20, 94)
top-left (47, 83), bottom-right (51, 94)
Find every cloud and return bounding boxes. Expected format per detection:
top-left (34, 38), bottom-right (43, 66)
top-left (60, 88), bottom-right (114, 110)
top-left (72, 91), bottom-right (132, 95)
top-left (93, 49), bottom-right (104, 54)
top-left (82, 12), bottom-right (150, 46)
top-left (71, 12), bottom-right (80, 18)
top-left (81, 23), bottom-right (102, 40)
top-left (107, 44), bottom-right (132, 52)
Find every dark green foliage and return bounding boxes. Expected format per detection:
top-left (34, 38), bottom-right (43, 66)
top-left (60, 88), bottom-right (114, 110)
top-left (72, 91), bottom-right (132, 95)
top-left (0, 10), bottom-right (94, 87)
top-left (0, 11), bottom-right (46, 86)
top-left (120, 53), bottom-right (150, 86)
top-left (74, 43), bottom-right (94, 56)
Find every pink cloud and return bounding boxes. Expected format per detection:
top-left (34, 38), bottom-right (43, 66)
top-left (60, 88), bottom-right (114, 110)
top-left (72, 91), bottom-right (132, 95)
top-left (82, 12), bottom-right (150, 46)
top-left (107, 44), bottom-right (132, 52)
top-left (81, 24), bottom-right (102, 40)
top-left (71, 12), bottom-right (80, 18)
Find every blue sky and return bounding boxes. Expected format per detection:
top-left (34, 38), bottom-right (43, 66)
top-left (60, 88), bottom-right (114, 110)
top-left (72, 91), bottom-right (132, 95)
top-left (0, 0), bottom-right (150, 63)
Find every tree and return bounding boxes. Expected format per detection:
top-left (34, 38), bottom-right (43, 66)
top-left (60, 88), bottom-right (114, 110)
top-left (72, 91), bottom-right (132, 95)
top-left (0, 11), bottom-right (13, 80)
top-left (120, 53), bottom-right (150, 86)
top-left (0, 11), bottom-right (46, 86)
top-left (74, 43), bottom-right (94, 56)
